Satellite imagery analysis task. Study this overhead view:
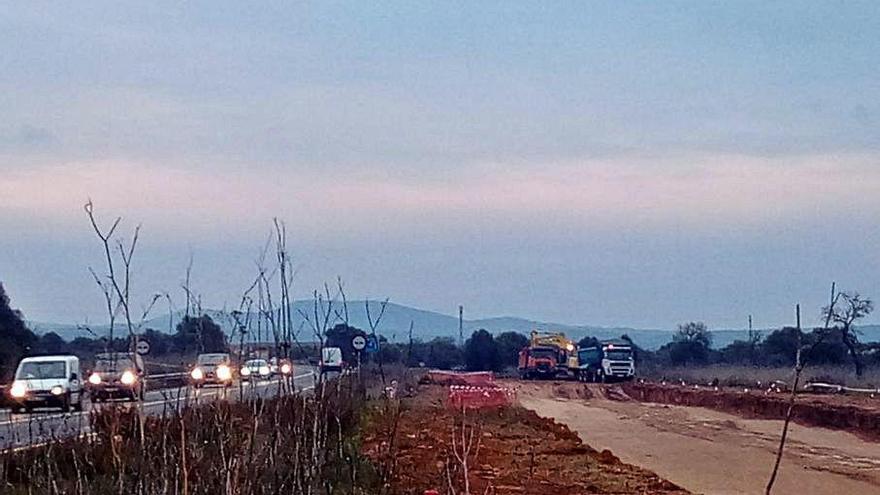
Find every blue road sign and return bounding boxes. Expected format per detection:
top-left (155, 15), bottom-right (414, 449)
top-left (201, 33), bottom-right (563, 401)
top-left (365, 335), bottom-right (379, 353)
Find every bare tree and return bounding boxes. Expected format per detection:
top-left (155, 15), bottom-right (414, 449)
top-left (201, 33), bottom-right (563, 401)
top-left (84, 200), bottom-right (150, 444)
top-left (823, 291), bottom-right (873, 377)
top-left (446, 408), bottom-right (483, 495)
top-left (766, 283), bottom-right (840, 494)
top-left (366, 298), bottom-right (390, 385)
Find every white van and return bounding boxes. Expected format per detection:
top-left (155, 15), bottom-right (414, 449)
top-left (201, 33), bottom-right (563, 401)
top-left (9, 355), bottom-right (84, 413)
top-left (320, 347), bottom-right (343, 373)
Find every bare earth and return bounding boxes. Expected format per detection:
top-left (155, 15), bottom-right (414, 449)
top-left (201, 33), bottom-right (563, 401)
top-left (514, 381), bottom-right (880, 495)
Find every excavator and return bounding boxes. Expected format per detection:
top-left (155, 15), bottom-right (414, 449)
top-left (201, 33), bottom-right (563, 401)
top-left (517, 330), bottom-right (578, 379)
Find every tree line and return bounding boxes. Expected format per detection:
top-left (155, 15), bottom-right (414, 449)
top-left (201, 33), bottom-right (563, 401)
top-left (3, 279), bottom-right (877, 380)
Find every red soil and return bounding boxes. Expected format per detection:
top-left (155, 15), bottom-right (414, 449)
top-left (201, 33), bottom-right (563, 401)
top-left (362, 385), bottom-right (688, 494)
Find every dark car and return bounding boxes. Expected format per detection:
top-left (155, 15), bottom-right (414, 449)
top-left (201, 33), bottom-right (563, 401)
top-left (87, 352), bottom-right (145, 402)
top-left (190, 353), bottom-right (234, 388)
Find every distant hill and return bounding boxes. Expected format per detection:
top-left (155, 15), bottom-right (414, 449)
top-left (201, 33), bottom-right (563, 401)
top-left (27, 303), bottom-right (880, 351)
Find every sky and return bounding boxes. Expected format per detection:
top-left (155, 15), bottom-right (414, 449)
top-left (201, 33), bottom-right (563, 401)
top-left (1, 1), bottom-right (879, 330)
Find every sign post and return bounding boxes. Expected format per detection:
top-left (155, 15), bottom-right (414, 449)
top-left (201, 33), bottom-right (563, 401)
top-left (352, 334), bottom-right (367, 389)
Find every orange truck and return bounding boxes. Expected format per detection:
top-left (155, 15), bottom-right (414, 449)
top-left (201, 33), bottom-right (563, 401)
top-left (517, 331), bottom-right (577, 380)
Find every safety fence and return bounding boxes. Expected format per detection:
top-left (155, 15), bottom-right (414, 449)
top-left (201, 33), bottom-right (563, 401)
top-left (446, 384), bottom-right (516, 410)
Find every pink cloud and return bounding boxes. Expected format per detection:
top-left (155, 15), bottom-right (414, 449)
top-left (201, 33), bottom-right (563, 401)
top-left (2, 153), bottom-right (878, 237)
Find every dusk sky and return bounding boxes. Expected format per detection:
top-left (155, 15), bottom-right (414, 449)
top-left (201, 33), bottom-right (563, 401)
top-left (1, 2), bottom-right (878, 330)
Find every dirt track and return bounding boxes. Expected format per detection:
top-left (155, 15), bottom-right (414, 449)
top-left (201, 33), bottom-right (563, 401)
top-left (513, 380), bottom-right (880, 495)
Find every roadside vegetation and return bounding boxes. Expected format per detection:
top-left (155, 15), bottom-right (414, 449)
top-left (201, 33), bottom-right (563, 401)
top-left (0, 374), bottom-right (382, 494)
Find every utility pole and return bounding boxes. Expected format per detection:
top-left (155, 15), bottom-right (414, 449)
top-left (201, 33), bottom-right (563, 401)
top-left (748, 314), bottom-right (756, 365)
top-left (459, 305), bottom-right (464, 347)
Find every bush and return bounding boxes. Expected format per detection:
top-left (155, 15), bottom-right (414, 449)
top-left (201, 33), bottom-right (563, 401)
top-left (464, 329), bottom-right (501, 371)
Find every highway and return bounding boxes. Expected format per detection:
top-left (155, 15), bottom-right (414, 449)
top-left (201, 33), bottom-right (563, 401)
top-left (0, 369), bottom-right (318, 451)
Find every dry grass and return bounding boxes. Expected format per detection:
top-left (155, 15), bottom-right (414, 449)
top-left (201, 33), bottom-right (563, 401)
top-left (640, 364), bottom-right (880, 389)
top-left (0, 376), bottom-right (382, 494)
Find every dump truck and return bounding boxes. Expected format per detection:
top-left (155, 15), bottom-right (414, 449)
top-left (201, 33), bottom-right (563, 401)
top-left (575, 339), bottom-right (635, 382)
top-left (518, 330), bottom-right (578, 379)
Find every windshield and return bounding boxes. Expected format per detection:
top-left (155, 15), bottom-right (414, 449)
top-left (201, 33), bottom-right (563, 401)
top-left (95, 354), bottom-right (136, 371)
top-left (605, 350), bottom-right (633, 361)
top-left (198, 354), bottom-right (229, 365)
top-left (95, 358), bottom-right (135, 371)
top-left (530, 348), bottom-right (557, 360)
top-left (245, 360), bottom-right (267, 367)
top-left (16, 361), bottom-right (66, 380)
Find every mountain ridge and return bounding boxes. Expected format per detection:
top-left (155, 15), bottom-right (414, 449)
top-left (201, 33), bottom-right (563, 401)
top-left (27, 301), bottom-right (880, 351)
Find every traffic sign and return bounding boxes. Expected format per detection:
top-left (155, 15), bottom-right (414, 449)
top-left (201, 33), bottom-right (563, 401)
top-left (352, 335), bottom-right (367, 351)
top-left (136, 339), bottom-right (151, 356)
top-left (365, 335), bottom-right (379, 353)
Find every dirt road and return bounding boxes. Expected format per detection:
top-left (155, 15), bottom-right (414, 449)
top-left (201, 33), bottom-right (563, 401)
top-left (514, 381), bottom-right (880, 495)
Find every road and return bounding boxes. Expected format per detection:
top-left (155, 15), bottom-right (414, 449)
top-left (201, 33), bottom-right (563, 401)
top-left (0, 369), bottom-right (318, 451)
top-left (514, 381), bottom-right (880, 495)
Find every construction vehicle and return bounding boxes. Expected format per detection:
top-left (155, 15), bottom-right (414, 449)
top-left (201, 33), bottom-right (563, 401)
top-left (575, 339), bottom-right (635, 382)
top-left (518, 330), bottom-right (577, 379)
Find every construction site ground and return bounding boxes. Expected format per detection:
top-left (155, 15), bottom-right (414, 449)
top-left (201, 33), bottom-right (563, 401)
top-left (510, 379), bottom-right (880, 495)
top-left (361, 384), bottom-right (688, 494)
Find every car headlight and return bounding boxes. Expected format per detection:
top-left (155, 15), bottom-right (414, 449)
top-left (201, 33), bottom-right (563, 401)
top-left (51, 386), bottom-right (64, 396)
top-left (259, 366), bottom-right (270, 376)
top-left (240, 367), bottom-right (251, 376)
top-left (191, 367), bottom-right (204, 380)
top-left (10, 381), bottom-right (27, 398)
top-left (89, 373), bottom-right (102, 385)
top-left (216, 365), bottom-right (232, 381)
top-left (120, 370), bottom-right (137, 385)
top-left (280, 363), bottom-right (292, 375)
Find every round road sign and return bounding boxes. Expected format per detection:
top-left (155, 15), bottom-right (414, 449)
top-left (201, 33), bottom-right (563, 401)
top-left (136, 339), bottom-right (151, 356)
top-left (351, 335), bottom-right (367, 351)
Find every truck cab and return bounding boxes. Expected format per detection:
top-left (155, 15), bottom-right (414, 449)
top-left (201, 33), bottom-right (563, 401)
top-left (519, 330), bottom-right (577, 379)
top-left (9, 355), bottom-right (84, 413)
top-left (518, 346), bottom-right (563, 379)
top-left (576, 340), bottom-right (635, 382)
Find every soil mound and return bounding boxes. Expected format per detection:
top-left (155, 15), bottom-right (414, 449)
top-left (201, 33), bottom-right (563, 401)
top-left (552, 382), bottom-right (595, 400)
top-left (605, 386), bottom-right (633, 402)
top-left (623, 382), bottom-right (880, 441)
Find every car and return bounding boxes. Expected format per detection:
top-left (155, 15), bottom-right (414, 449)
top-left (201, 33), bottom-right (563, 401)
top-left (87, 352), bottom-right (145, 402)
top-left (190, 353), bottom-right (234, 388)
top-left (268, 357), bottom-right (293, 377)
top-left (240, 358), bottom-right (271, 381)
top-left (8, 355), bottom-right (84, 413)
